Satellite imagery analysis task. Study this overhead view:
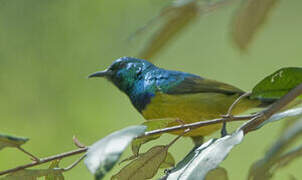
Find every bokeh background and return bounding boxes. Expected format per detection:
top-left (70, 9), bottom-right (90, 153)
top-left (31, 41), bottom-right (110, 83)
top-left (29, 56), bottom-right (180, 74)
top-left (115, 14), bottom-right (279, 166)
top-left (0, 0), bottom-right (302, 179)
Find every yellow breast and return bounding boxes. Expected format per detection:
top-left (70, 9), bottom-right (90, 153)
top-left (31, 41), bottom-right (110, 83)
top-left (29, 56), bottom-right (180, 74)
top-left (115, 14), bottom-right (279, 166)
top-left (142, 92), bottom-right (259, 136)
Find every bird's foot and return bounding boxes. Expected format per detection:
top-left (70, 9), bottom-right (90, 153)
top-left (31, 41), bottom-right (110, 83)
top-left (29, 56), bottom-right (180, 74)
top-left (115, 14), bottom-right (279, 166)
top-left (220, 113), bottom-right (236, 137)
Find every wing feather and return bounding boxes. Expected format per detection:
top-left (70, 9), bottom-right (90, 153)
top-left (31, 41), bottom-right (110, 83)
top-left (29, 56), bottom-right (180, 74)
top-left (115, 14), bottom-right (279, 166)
top-left (164, 75), bottom-right (244, 95)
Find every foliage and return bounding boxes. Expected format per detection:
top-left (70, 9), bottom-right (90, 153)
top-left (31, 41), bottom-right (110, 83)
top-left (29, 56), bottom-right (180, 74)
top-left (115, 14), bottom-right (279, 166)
top-left (1, 161), bottom-right (64, 180)
top-left (131, 118), bottom-right (176, 156)
top-left (112, 145), bottom-right (168, 180)
top-left (139, 0), bottom-right (199, 60)
top-left (0, 0), bottom-right (301, 180)
top-left (84, 126), bottom-right (146, 179)
top-left (1, 67), bottom-right (302, 179)
top-left (231, 0), bottom-right (279, 50)
top-left (163, 130), bottom-right (243, 180)
top-left (137, 0), bottom-right (280, 60)
top-left (251, 67), bottom-right (302, 100)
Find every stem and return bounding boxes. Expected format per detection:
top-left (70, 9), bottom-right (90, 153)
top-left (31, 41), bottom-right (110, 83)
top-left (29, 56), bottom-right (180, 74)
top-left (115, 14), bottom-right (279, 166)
top-left (221, 92), bottom-right (252, 137)
top-left (241, 83), bottom-right (302, 134)
top-left (167, 128), bottom-right (191, 147)
top-left (0, 147), bottom-right (88, 176)
top-left (143, 114), bottom-right (255, 137)
top-left (17, 147), bottom-right (40, 162)
top-left (62, 154), bottom-right (87, 172)
top-left (227, 92), bottom-right (252, 116)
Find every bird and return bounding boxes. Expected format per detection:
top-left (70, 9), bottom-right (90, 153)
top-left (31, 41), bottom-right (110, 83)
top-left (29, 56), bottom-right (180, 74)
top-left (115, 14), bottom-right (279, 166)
top-left (88, 57), bottom-right (269, 137)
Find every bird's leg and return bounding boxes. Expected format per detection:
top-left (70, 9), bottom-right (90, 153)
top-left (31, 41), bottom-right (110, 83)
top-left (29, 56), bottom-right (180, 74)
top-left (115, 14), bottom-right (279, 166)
top-left (220, 114), bottom-right (234, 137)
top-left (221, 121), bottom-right (228, 137)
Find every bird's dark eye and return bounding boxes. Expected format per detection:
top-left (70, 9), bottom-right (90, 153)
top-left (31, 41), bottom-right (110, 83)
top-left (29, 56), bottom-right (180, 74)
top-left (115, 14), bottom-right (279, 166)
top-left (109, 63), bottom-right (122, 72)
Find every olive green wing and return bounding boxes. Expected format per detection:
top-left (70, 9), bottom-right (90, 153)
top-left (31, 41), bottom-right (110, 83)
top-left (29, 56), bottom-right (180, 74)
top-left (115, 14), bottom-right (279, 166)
top-left (165, 76), bottom-right (245, 95)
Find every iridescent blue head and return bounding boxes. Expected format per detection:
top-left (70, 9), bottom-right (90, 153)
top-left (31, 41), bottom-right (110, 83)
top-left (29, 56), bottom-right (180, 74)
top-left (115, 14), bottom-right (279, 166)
top-left (88, 57), bottom-right (154, 93)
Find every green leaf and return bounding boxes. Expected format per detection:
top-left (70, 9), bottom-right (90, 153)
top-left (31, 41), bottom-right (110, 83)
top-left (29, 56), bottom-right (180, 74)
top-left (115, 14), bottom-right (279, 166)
top-left (251, 67), bottom-right (302, 100)
top-left (112, 145), bottom-right (168, 180)
top-left (84, 125), bottom-right (146, 180)
top-left (231, 0), bottom-right (279, 50)
top-left (0, 133), bottom-right (28, 150)
top-left (205, 167), bottom-right (228, 180)
top-left (1, 169), bottom-right (63, 180)
top-left (119, 151), bottom-right (174, 170)
top-left (160, 152), bottom-right (175, 169)
top-left (164, 130), bottom-right (244, 180)
top-left (45, 160), bottom-right (64, 180)
top-left (139, 1), bottom-right (199, 60)
top-left (131, 118), bottom-right (175, 156)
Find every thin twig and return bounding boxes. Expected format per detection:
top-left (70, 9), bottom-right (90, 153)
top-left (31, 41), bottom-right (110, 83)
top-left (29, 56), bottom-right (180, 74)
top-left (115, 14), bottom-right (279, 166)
top-left (17, 147), bottom-right (40, 162)
top-left (221, 92), bottom-right (252, 136)
top-left (227, 92), bottom-right (252, 116)
top-left (0, 147), bottom-right (88, 176)
top-left (143, 114), bottom-right (256, 137)
top-left (62, 154), bottom-right (87, 172)
top-left (73, 136), bottom-right (86, 148)
top-left (167, 128), bottom-right (191, 147)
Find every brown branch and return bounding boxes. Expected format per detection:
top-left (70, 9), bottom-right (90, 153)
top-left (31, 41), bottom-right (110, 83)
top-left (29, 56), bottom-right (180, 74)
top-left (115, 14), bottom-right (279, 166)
top-left (0, 147), bottom-right (87, 176)
top-left (241, 83), bottom-right (302, 134)
top-left (0, 115), bottom-right (253, 177)
top-left (143, 114), bottom-right (255, 137)
top-left (1, 83), bottom-right (302, 176)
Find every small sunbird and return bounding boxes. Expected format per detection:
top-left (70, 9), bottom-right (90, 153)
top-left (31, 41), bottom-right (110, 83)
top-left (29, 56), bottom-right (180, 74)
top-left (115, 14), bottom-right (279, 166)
top-left (89, 57), bottom-right (269, 137)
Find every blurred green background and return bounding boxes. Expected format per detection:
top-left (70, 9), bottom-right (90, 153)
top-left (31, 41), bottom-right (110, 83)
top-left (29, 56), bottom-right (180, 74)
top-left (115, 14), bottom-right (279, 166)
top-left (0, 0), bottom-right (302, 179)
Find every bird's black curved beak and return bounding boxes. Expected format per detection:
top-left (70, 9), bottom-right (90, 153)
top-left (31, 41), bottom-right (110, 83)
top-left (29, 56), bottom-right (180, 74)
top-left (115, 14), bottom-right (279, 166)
top-left (88, 70), bottom-right (110, 78)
